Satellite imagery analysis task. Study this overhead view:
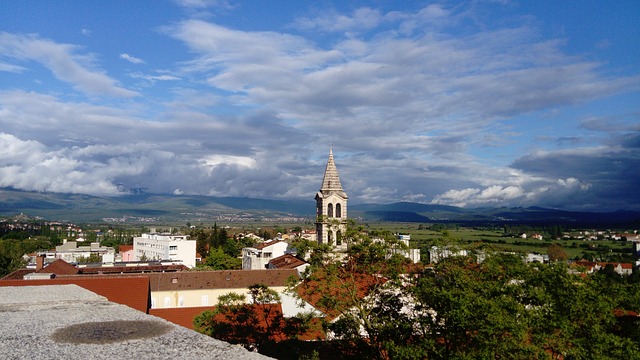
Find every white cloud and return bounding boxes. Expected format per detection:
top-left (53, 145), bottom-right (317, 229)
top-left (172, 0), bottom-right (222, 9)
top-left (120, 53), bottom-right (145, 64)
top-left (0, 32), bottom-right (139, 97)
top-left (293, 7), bottom-right (383, 33)
top-left (202, 154), bottom-right (256, 169)
top-left (0, 61), bottom-right (26, 73)
top-left (0, 3), bottom-right (638, 211)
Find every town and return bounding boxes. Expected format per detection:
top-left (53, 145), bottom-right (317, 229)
top-left (1, 150), bottom-right (639, 359)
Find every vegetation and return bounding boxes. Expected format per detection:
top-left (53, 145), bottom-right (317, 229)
top-left (193, 284), bottom-right (318, 351)
top-left (196, 221), bottom-right (640, 359)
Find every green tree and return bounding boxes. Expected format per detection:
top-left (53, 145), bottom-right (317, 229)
top-left (295, 224), bottom-right (416, 359)
top-left (76, 252), bottom-right (102, 263)
top-left (201, 247), bottom-right (241, 270)
top-left (411, 254), bottom-right (537, 359)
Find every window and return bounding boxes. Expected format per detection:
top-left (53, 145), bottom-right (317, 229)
top-left (328, 203), bottom-right (334, 217)
top-left (164, 297), bottom-right (171, 307)
top-left (336, 230), bottom-right (342, 246)
top-left (169, 245), bottom-right (177, 251)
top-left (336, 203), bottom-right (342, 218)
top-left (202, 295), bottom-right (209, 306)
top-left (178, 297), bottom-right (185, 307)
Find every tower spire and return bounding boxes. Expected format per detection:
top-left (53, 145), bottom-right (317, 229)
top-left (320, 147), bottom-right (343, 192)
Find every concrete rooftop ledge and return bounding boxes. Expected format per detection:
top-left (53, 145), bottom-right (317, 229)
top-left (0, 285), bottom-right (271, 359)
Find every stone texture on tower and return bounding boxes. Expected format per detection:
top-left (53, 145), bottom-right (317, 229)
top-left (315, 148), bottom-right (348, 250)
top-left (320, 149), bottom-right (346, 195)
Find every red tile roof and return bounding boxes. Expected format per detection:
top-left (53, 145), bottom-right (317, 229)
top-left (79, 264), bottom-right (188, 274)
top-left (146, 269), bottom-right (299, 292)
top-left (37, 259), bottom-right (79, 275)
top-left (297, 268), bottom-right (386, 321)
top-left (1, 269), bottom-right (34, 280)
top-left (118, 245), bottom-right (133, 252)
top-left (150, 306), bottom-right (217, 330)
top-left (255, 240), bottom-right (284, 250)
top-left (268, 254), bottom-right (307, 269)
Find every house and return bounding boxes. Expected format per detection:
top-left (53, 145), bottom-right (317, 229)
top-left (525, 253), bottom-right (547, 263)
top-left (34, 240), bottom-right (116, 264)
top-left (268, 253), bottom-right (310, 276)
top-left (242, 240), bottom-right (289, 270)
top-left (117, 245), bottom-right (135, 262)
top-left (571, 260), bottom-right (633, 276)
top-left (1, 257), bottom-right (189, 281)
top-left (133, 233), bottom-right (197, 268)
top-left (145, 269), bottom-right (301, 312)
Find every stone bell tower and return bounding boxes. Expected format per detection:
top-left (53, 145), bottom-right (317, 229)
top-left (315, 148), bottom-right (348, 250)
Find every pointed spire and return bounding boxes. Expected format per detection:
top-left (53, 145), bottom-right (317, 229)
top-left (320, 147), bottom-right (344, 192)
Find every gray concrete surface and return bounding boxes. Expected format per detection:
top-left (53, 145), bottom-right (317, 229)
top-left (0, 285), bottom-right (271, 359)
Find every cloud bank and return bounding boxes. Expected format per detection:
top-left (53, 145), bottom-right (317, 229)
top-left (0, 3), bottom-right (638, 211)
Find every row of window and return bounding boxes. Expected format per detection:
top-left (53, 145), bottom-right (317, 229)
top-left (151, 295), bottom-right (206, 308)
top-left (317, 202), bottom-right (343, 217)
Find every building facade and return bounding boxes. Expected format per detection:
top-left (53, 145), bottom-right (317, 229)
top-left (241, 240), bottom-right (289, 270)
top-left (133, 233), bottom-right (196, 268)
top-left (315, 148), bottom-right (348, 250)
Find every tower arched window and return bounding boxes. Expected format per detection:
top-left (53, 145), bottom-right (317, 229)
top-left (328, 203), bottom-right (334, 217)
top-left (336, 203), bottom-right (342, 218)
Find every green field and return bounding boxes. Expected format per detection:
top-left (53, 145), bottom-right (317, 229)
top-left (356, 222), bottom-right (636, 261)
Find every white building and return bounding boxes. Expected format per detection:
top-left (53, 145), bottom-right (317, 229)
top-left (133, 233), bottom-right (196, 268)
top-left (429, 246), bottom-right (469, 264)
top-left (371, 234), bottom-right (421, 263)
top-left (241, 240), bottom-right (289, 270)
top-left (41, 241), bottom-right (116, 264)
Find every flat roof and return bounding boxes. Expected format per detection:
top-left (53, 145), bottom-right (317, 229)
top-left (0, 285), bottom-right (270, 359)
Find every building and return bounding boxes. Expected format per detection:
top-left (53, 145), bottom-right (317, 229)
top-left (315, 148), bottom-right (348, 250)
top-left (37, 240), bottom-right (116, 264)
top-left (268, 253), bottom-right (310, 275)
top-left (429, 246), bottom-right (469, 264)
top-left (391, 234), bottom-right (421, 263)
top-left (242, 240), bottom-right (289, 270)
top-left (143, 269), bottom-right (311, 317)
top-left (133, 233), bottom-right (196, 268)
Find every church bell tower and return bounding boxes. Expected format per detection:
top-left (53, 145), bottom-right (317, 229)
top-left (315, 148), bottom-right (348, 250)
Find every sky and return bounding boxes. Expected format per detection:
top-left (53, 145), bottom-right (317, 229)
top-left (0, 1), bottom-right (639, 211)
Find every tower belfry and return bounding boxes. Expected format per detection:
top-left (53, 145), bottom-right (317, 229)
top-left (315, 148), bottom-right (348, 250)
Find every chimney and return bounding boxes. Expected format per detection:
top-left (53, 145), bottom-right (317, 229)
top-left (36, 254), bottom-right (45, 271)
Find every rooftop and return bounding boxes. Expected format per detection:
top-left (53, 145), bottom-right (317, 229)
top-left (0, 284), bottom-right (270, 359)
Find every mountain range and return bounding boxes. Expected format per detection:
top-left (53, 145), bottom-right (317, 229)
top-left (0, 188), bottom-right (638, 227)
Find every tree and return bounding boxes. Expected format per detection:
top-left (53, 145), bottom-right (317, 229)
top-left (411, 254), bottom-right (537, 359)
top-left (294, 224), bottom-right (417, 359)
top-left (547, 243), bottom-right (568, 262)
top-left (76, 252), bottom-right (102, 263)
top-left (201, 247), bottom-right (241, 270)
top-left (194, 285), bottom-right (316, 352)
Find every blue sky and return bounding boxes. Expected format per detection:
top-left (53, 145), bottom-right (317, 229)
top-left (1, 0), bottom-right (639, 211)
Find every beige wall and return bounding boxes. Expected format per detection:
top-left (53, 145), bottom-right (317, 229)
top-left (150, 286), bottom-right (288, 309)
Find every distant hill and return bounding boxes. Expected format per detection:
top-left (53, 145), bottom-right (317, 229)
top-left (0, 188), bottom-right (638, 226)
